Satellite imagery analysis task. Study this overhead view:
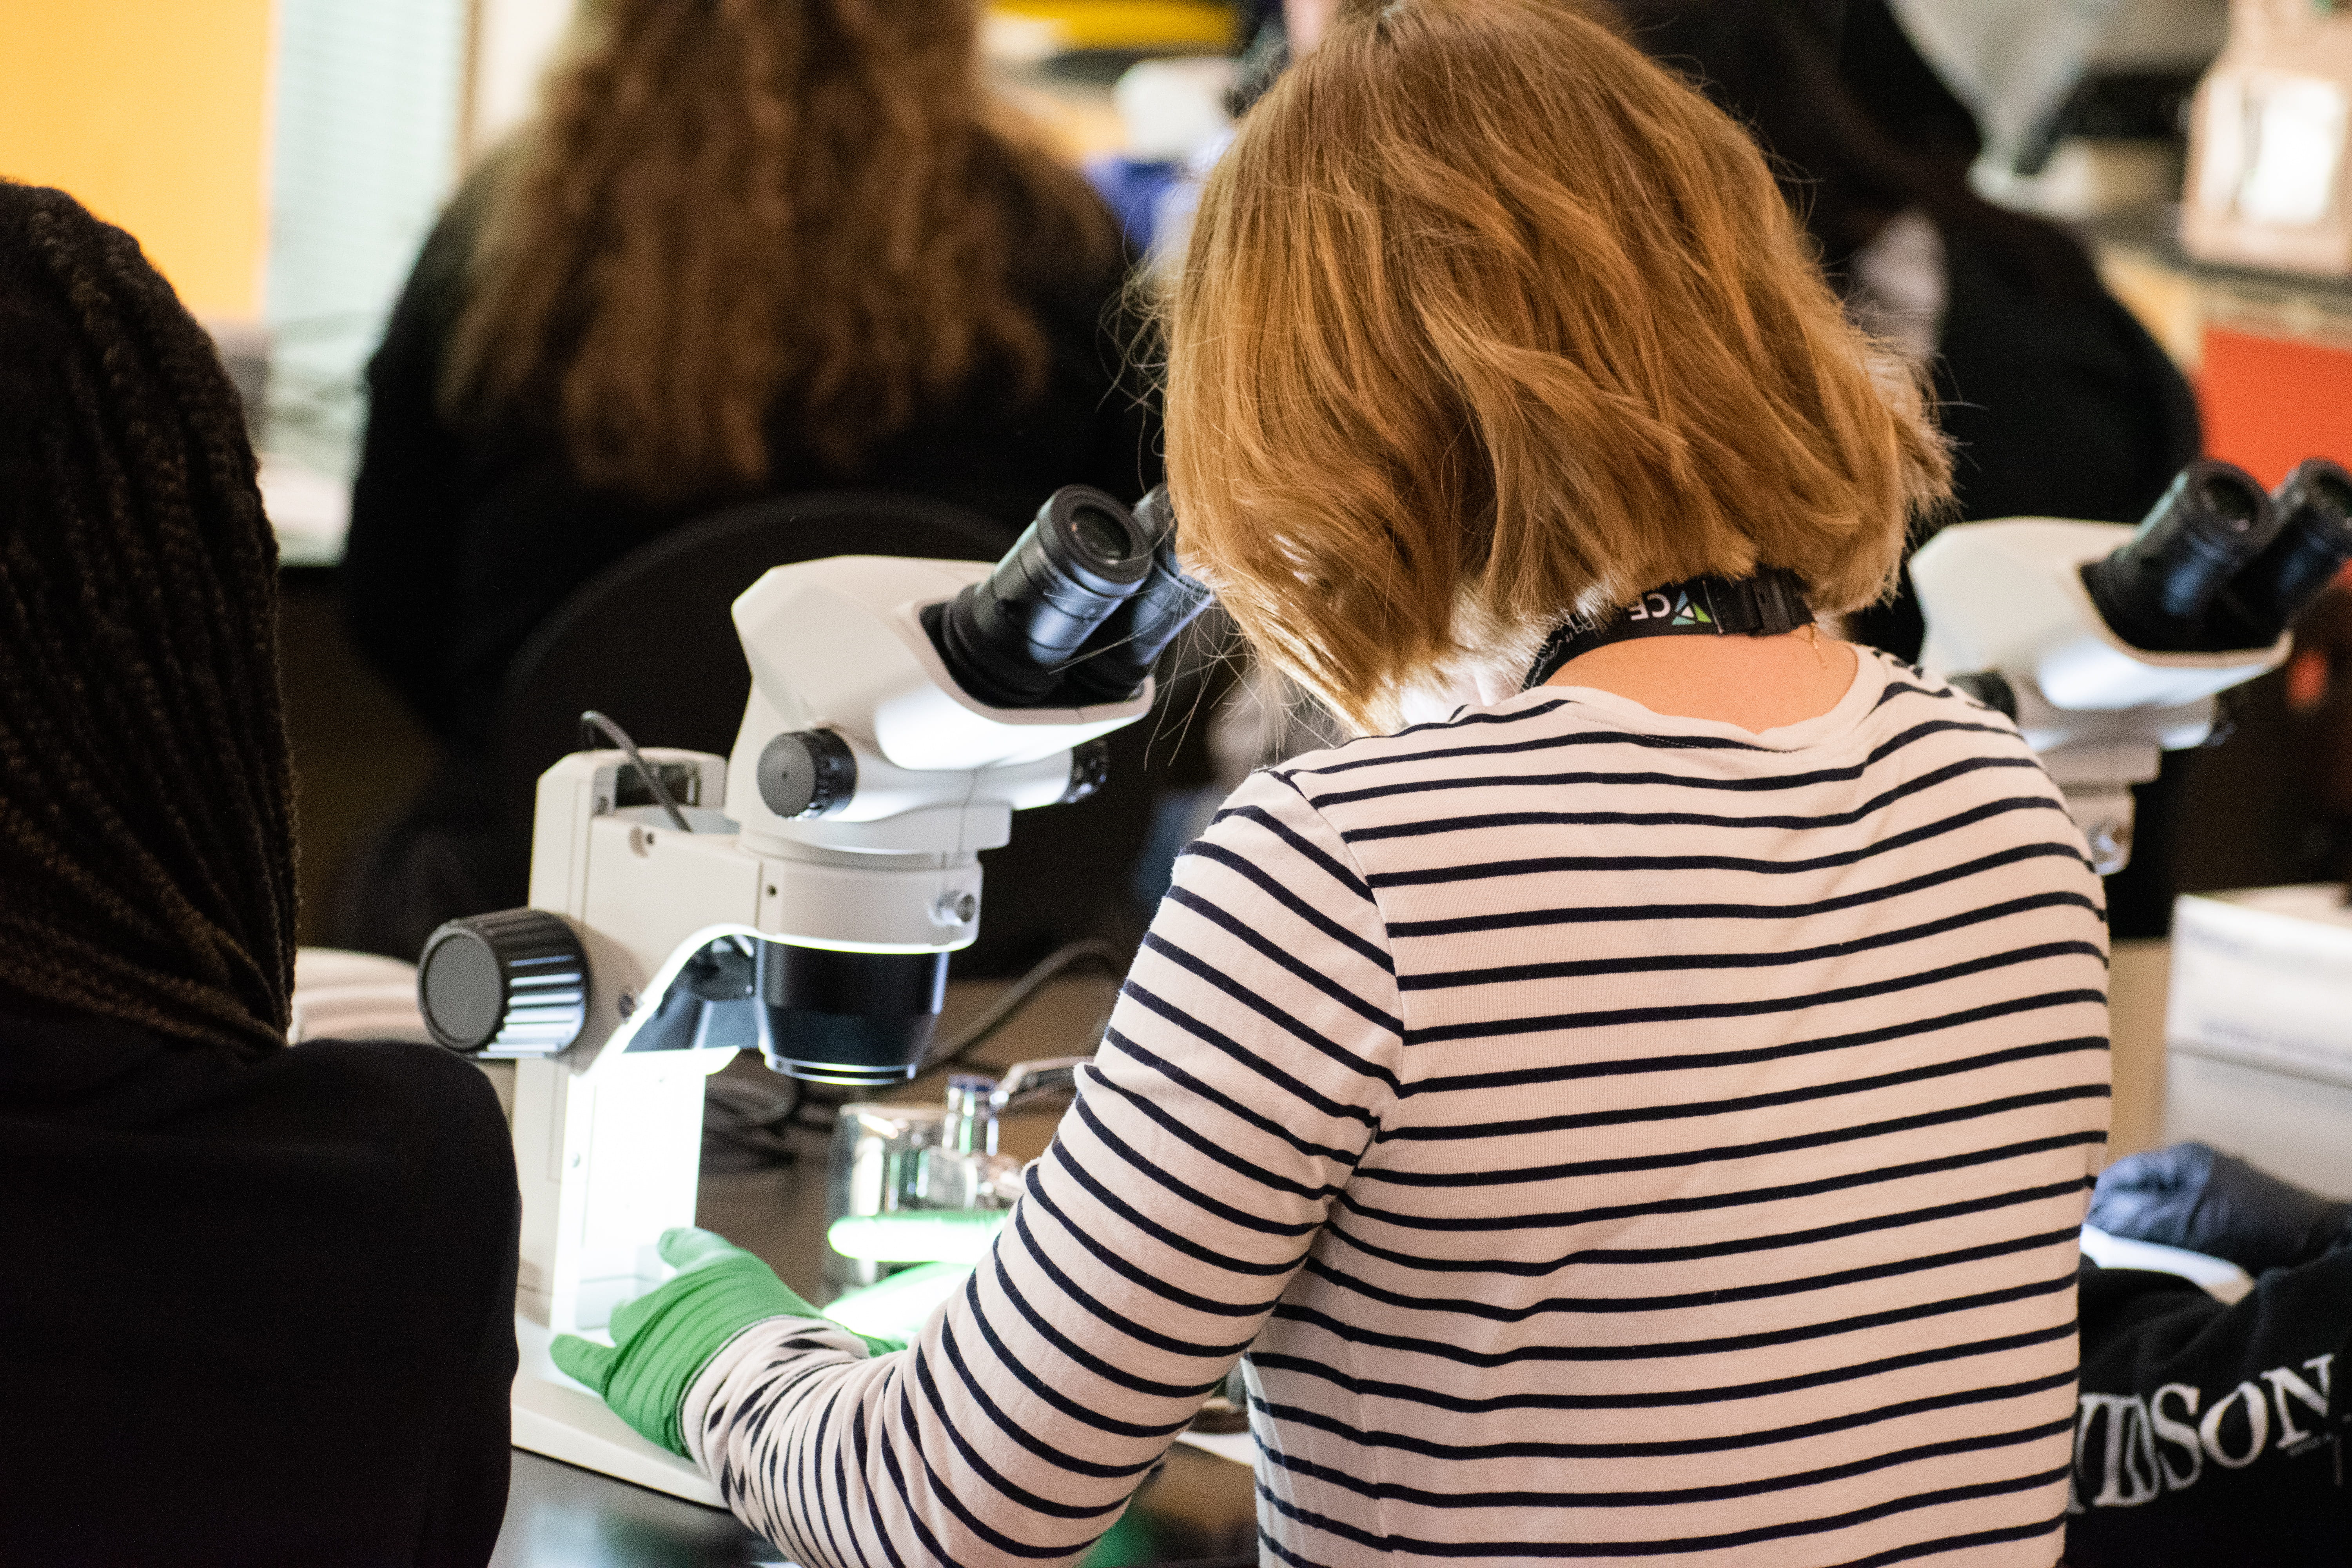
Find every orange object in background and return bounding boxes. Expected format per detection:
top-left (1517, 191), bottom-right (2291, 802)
top-left (0, 0), bottom-right (276, 322)
top-left (2199, 325), bottom-right (2352, 488)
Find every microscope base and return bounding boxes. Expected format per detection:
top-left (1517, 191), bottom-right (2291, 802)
top-left (511, 1311), bottom-right (724, 1508)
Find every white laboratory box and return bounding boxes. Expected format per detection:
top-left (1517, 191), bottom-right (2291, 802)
top-left (2165, 885), bottom-right (2352, 1200)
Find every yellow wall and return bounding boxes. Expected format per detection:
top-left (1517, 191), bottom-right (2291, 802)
top-left (0, 0), bottom-right (276, 320)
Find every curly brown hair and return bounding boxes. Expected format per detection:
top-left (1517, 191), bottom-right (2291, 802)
top-left (445, 0), bottom-right (1118, 507)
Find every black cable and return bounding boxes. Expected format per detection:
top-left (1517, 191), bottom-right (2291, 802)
top-left (579, 709), bottom-right (693, 833)
top-left (915, 938), bottom-right (1128, 1078)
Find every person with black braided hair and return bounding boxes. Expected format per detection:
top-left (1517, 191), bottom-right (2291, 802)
top-left (0, 182), bottom-right (518, 1567)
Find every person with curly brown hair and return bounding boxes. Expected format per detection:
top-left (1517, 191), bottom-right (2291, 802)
top-left (0, 181), bottom-right (518, 1568)
top-left (339, 0), bottom-right (1166, 961)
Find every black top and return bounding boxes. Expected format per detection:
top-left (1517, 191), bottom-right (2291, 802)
top-left (1836, 224), bottom-right (2203, 938)
top-left (344, 169), bottom-right (1163, 751)
top-left (2069, 1255), bottom-right (2352, 1564)
top-left (0, 1015), bottom-right (519, 1568)
top-left (1844, 223), bottom-right (2203, 662)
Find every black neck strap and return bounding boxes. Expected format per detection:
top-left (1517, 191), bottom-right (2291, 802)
top-left (1523, 568), bottom-right (1812, 691)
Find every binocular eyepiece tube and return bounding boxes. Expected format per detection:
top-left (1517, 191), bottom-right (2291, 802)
top-left (2212, 459), bottom-right (2352, 648)
top-left (2082, 456), bottom-right (2352, 655)
top-left (934, 485), bottom-right (1212, 709)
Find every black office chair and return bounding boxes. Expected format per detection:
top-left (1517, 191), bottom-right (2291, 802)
top-left (337, 490), bottom-right (1183, 974)
top-left (493, 490), bottom-right (1008, 820)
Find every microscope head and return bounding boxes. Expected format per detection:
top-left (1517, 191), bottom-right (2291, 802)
top-left (418, 486), bottom-right (1213, 1087)
top-left (1912, 456), bottom-right (2352, 873)
top-left (727, 484), bottom-right (1210, 1082)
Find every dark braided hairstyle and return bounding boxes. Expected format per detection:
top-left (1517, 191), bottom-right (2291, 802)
top-left (0, 182), bottom-right (297, 1061)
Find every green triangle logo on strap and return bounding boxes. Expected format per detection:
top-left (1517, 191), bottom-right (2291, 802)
top-left (1671, 592), bottom-right (1711, 627)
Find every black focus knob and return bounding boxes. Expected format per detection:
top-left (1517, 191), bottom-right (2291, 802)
top-left (757, 729), bottom-right (857, 819)
top-left (417, 909), bottom-right (588, 1058)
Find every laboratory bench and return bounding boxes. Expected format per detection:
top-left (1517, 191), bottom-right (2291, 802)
top-left (492, 1446), bottom-right (1257, 1568)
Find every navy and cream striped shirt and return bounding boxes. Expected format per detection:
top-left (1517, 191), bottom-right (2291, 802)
top-left (685, 650), bottom-right (2111, 1565)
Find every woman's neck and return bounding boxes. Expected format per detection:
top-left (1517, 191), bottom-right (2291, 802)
top-left (1544, 626), bottom-right (1859, 733)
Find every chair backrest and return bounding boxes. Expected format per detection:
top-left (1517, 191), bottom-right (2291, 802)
top-left (495, 490), bottom-right (1011, 824)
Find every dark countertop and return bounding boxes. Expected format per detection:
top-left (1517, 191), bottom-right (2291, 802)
top-left (494, 1443), bottom-right (1257, 1568)
top-left (493, 1452), bottom-right (784, 1568)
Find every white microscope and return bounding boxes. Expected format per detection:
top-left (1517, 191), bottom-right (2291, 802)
top-left (412, 485), bottom-right (1209, 1502)
top-left (414, 459), bottom-right (2352, 1504)
top-left (1912, 456), bottom-right (2352, 873)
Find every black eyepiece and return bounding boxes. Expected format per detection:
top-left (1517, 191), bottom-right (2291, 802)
top-left (1061, 486), bottom-right (1217, 705)
top-left (1065, 499), bottom-right (1138, 570)
top-left (2082, 459), bottom-right (2276, 653)
top-left (2208, 457), bottom-right (2352, 648)
top-left (934, 486), bottom-right (1154, 707)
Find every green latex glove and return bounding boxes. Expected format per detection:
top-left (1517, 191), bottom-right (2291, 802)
top-left (551, 1227), bottom-right (901, 1457)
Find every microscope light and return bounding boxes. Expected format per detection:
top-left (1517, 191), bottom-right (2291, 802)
top-left (823, 1262), bottom-right (976, 1345)
top-left (826, 1210), bottom-right (1009, 1265)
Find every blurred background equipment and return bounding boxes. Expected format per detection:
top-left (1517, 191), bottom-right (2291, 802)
top-left (1891, 0), bottom-right (2229, 215)
top-left (2164, 888), bottom-right (2352, 1198)
top-left (2180, 0), bottom-right (2352, 277)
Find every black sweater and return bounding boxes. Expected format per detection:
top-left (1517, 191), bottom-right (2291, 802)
top-left (0, 1015), bottom-right (518, 1567)
top-left (2068, 1256), bottom-right (2352, 1564)
top-left (343, 168), bottom-right (1162, 753)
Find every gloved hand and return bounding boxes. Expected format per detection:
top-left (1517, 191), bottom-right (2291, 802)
top-left (2087, 1142), bottom-right (2352, 1274)
top-left (551, 1227), bottom-right (901, 1457)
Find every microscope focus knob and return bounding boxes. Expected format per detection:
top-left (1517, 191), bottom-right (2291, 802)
top-left (757, 729), bottom-right (857, 819)
top-left (417, 908), bottom-right (588, 1058)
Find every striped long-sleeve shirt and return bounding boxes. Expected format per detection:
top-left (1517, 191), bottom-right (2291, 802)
top-left (684, 650), bottom-right (2111, 1566)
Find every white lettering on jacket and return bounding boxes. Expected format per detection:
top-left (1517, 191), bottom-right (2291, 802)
top-left (2073, 1352), bottom-right (2338, 1508)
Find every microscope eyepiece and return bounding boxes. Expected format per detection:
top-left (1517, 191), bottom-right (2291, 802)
top-left (935, 486), bottom-right (1155, 707)
top-left (1062, 486), bottom-right (1217, 705)
top-left (2081, 458), bottom-right (2276, 653)
top-left (1064, 498), bottom-right (1140, 570)
top-left (2208, 457), bottom-right (2352, 648)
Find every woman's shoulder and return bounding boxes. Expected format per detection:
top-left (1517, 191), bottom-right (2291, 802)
top-left (0, 1015), bottom-right (511, 1174)
top-left (239, 1037), bottom-right (514, 1168)
top-left (1252, 650), bottom-right (2053, 835)
top-left (973, 129), bottom-right (1130, 312)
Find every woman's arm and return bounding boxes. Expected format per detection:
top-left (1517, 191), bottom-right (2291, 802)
top-left (687, 770), bottom-right (1402, 1566)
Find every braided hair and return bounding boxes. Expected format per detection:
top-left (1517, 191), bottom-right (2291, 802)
top-left (0, 183), bottom-right (297, 1060)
